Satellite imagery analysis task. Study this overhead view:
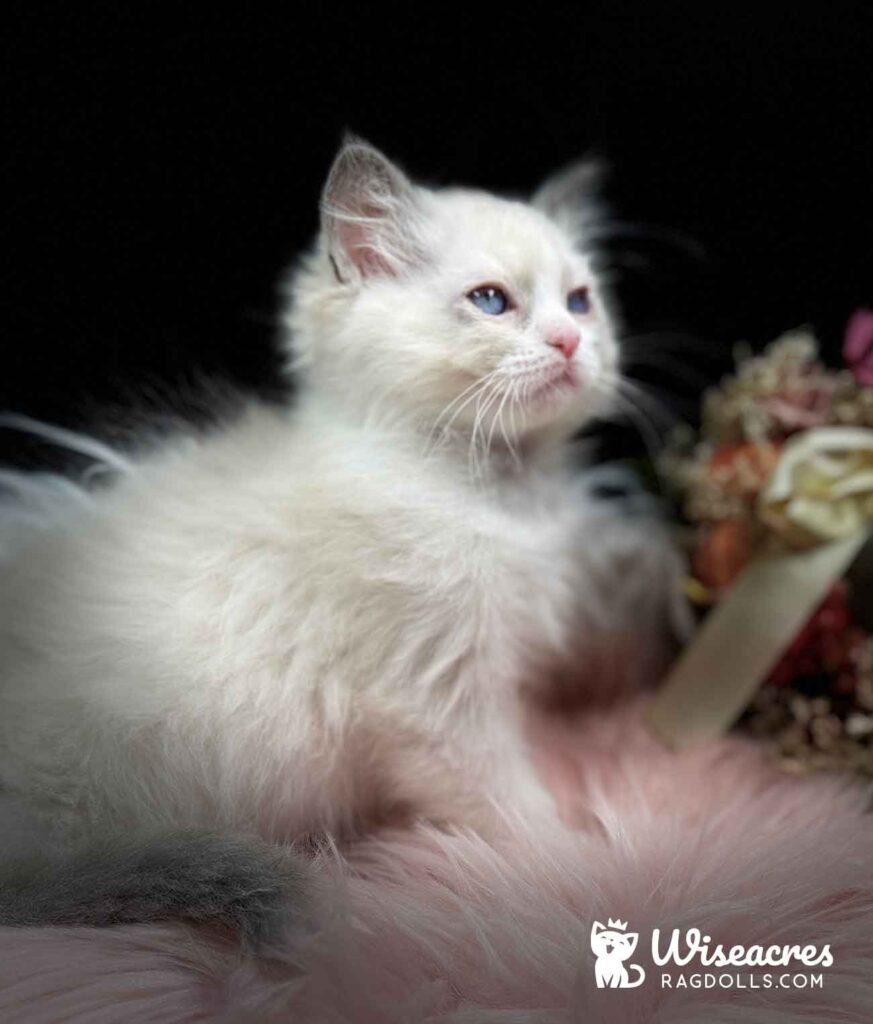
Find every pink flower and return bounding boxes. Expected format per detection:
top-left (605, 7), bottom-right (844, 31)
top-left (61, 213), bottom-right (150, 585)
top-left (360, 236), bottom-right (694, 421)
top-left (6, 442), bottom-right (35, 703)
top-left (760, 391), bottom-right (834, 432)
top-left (843, 308), bottom-right (873, 387)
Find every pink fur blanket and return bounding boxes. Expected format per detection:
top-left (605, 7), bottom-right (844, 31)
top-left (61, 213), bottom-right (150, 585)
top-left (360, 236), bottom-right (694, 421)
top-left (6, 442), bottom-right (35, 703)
top-left (2, 698), bottom-right (872, 1023)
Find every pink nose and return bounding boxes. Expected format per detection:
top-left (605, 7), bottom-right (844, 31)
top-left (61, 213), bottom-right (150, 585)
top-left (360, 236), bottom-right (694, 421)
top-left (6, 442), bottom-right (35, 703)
top-left (546, 328), bottom-right (580, 360)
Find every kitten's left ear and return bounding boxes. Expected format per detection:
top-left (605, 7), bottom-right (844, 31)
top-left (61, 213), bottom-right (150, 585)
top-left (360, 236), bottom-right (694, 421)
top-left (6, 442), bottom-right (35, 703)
top-left (531, 157), bottom-right (605, 241)
top-left (320, 133), bottom-right (426, 284)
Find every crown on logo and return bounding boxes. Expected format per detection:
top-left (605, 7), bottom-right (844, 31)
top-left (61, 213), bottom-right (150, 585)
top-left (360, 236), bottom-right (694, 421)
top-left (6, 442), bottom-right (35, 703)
top-left (607, 918), bottom-right (627, 930)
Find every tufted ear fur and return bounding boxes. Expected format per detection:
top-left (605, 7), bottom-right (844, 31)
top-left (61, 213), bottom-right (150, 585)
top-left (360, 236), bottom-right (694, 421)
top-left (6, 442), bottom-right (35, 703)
top-left (531, 156), bottom-right (605, 242)
top-left (320, 134), bottom-right (426, 284)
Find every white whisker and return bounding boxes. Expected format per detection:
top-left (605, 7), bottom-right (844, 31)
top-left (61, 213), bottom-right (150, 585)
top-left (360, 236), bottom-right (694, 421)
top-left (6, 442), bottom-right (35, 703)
top-left (468, 377), bottom-right (504, 482)
top-left (504, 379), bottom-right (523, 469)
top-left (601, 373), bottom-right (677, 459)
top-left (617, 376), bottom-right (678, 429)
top-left (485, 380), bottom-right (513, 463)
top-left (425, 369), bottom-right (502, 457)
top-left (508, 384), bottom-right (524, 468)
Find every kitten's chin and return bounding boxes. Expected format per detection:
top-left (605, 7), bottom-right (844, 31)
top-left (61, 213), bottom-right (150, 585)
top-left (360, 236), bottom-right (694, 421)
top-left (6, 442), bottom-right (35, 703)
top-left (519, 366), bottom-right (603, 437)
top-left (525, 366), bottom-right (580, 410)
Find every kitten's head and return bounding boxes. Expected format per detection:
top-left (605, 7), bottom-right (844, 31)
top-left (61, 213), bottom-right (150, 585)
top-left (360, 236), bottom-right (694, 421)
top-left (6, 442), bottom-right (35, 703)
top-left (591, 921), bottom-right (638, 961)
top-left (285, 135), bottom-right (618, 454)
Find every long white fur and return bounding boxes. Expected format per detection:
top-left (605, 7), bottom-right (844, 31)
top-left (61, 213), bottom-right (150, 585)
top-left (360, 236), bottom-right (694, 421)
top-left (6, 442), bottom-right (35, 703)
top-left (0, 136), bottom-right (679, 856)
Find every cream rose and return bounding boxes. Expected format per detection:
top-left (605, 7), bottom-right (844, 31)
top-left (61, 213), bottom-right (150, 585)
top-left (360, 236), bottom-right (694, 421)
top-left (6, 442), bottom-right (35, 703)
top-left (759, 426), bottom-right (873, 548)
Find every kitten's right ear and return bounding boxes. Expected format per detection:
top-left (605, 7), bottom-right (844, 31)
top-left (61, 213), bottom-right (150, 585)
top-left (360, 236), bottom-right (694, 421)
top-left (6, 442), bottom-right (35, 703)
top-left (320, 134), bottom-right (425, 284)
top-left (591, 921), bottom-right (605, 940)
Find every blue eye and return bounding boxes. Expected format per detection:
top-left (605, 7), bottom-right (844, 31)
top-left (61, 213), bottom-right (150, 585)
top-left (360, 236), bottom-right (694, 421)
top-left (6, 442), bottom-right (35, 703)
top-left (567, 287), bottom-right (591, 314)
top-left (468, 286), bottom-right (510, 315)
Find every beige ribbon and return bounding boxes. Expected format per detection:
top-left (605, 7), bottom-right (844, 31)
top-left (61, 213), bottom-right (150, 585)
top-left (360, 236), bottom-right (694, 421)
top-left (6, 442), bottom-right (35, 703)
top-left (650, 427), bottom-right (873, 748)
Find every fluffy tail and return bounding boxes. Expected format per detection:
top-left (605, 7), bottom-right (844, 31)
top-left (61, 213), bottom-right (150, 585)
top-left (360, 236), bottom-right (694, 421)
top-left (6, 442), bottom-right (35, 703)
top-left (0, 830), bottom-right (308, 948)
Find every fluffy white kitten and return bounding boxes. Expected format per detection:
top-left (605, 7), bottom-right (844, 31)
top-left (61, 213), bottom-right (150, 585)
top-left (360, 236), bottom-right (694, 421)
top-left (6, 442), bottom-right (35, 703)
top-left (0, 138), bottom-right (679, 926)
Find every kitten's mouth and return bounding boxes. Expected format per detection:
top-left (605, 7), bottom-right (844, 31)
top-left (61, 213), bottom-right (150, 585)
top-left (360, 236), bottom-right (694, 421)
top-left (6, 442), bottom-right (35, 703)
top-left (525, 364), bottom-right (581, 406)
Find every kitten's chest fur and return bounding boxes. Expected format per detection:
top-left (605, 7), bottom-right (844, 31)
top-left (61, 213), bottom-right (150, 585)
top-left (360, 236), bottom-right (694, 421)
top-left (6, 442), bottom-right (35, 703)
top-left (5, 406), bottom-right (587, 727)
top-left (121, 407), bottom-right (585, 715)
top-left (261, 413), bottom-right (581, 706)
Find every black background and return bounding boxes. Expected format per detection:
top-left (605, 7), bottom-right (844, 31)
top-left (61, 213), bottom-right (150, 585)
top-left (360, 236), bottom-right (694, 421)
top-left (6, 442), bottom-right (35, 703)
top-left (4, 7), bottom-right (873, 462)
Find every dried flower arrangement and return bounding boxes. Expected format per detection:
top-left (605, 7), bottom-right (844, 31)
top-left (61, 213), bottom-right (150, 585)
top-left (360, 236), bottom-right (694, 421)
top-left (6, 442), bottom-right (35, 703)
top-left (658, 312), bottom-right (873, 774)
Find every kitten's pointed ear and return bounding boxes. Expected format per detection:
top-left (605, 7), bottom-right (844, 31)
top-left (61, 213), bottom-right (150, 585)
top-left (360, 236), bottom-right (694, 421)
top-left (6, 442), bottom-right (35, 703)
top-left (591, 921), bottom-right (605, 940)
top-left (625, 933), bottom-right (638, 955)
top-left (321, 134), bottom-right (425, 284)
top-left (532, 157), bottom-right (606, 240)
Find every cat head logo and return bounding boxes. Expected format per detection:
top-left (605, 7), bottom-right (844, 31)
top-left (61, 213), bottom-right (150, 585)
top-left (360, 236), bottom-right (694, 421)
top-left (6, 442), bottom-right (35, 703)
top-left (591, 919), bottom-right (646, 989)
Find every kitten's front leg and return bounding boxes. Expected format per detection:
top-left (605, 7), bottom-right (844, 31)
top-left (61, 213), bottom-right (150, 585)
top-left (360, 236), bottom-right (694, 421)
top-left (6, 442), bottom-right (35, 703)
top-left (424, 760), bottom-right (561, 840)
top-left (388, 720), bottom-right (562, 839)
top-left (490, 745), bottom-right (564, 832)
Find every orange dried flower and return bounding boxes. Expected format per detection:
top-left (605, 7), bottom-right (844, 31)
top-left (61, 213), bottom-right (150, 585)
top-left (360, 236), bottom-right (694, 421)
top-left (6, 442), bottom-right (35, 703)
top-left (693, 518), bottom-right (753, 592)
top-left (706, 441), bottom-right (782, 500)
